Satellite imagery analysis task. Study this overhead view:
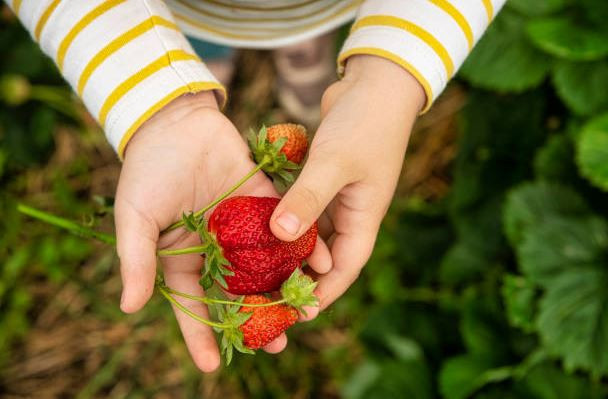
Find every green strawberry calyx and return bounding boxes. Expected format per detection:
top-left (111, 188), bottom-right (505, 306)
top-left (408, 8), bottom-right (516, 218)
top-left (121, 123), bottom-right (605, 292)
top-left (181, 212), bottom-right (233, 290)
top-left (214, 301), bottom-right (255, 365)
top-left (248, 125), bottom-right (300, 185)
top-left (279, 268), bottom-right (318, 314)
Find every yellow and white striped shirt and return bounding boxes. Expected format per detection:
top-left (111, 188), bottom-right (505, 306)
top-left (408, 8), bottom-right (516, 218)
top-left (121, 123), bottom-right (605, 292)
top-left (7, 0), bottom-right (506, 157)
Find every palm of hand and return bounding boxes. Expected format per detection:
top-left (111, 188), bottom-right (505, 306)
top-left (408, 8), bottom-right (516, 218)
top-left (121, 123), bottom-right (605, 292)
top-left (115, 106), bottom-right (285, 371)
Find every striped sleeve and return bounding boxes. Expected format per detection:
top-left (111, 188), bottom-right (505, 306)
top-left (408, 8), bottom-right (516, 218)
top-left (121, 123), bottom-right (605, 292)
top-left (5, 0), bottom-right (226, 158)
top-left (338, 0), bottom-right (507, 113)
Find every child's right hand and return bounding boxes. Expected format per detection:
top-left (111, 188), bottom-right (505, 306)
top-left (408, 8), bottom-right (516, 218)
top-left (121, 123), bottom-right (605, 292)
top-left (113, 91), bottom-right (331, 371)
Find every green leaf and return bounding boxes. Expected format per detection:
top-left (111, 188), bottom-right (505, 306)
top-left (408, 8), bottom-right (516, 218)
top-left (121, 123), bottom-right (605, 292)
top-left (534, 134), bottom-right (577, 182)
top-left (460, 294), bottom-right (510, 360)
top-left (459, 10), bottom-right (551, 92)
top-left (508, 0), bottom-right (570, 16)
top-left (384, 335), bottom-right (424, 362)
top-left (344, 358), bottom-right (432, 399)
top-left (553, 60), bottom-right (608, 115)
top-left (517, 216), bottom-right (607, 286)
top-left (522, 361), bottom-right (594, 399)
top-left (439, 240), bottom-right (492, 285)
top-left (518, 217), bottom-right (608, 376)
top-left (579, 0), bottom-right (608, 28)
top-left (527, 17), bottom-right (608, 61)
top-left (576, 113), bottom-right (608, 191)
top-left (503, 181), bottom-right (589, 246)
top-left (341, 361), bottom-right (381, 399)
top-left (450, 90), bottom-right (546, 212)
top-left (501, 274), bottom-right (537, 333)
top-left (439, 355), bottom-right (498, 399)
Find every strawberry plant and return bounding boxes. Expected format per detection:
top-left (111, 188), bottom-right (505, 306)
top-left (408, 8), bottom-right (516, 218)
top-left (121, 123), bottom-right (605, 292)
top-left (344, 1), bottom-right (608, 397)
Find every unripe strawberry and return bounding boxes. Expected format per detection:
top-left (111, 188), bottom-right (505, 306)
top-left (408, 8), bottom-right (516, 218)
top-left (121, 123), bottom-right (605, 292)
top-left (249, 123), bottom-right (310, 185)
top-left (266, 123), bottom-right (308, 164)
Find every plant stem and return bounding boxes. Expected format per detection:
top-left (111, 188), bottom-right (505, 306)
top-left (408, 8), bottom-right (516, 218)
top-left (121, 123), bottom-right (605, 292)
top-left (157, 285), bottom-right (229, 329)
top-left (163, 285), bottom-right (287, 308)
top-left (162, 160), bottom-right (268, 233)
top-left (17, 203), bottom-right (116, 245)
top-left (18, 203), bottom-right (217, 258)
top-left (157, 245), bottom-right (208, 257)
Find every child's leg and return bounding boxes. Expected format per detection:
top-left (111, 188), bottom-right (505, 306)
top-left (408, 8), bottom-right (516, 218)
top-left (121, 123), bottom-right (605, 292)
top-left (273, 32), bottom-right (337, 128)
top-left (188, 37), bottom-right (237, 88)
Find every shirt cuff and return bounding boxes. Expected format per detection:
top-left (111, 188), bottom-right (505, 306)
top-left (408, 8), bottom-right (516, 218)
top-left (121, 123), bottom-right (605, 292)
top-left (338, 0), bottom-right (506, 113)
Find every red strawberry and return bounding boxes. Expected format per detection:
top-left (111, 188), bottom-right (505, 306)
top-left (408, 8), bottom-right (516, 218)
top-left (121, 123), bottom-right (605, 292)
top-left (266, 123), bottom-right (308, 164)
top-left (238, 295), bottom-right (298, 349)
top-left (207, 196), bottom-right (317, 294)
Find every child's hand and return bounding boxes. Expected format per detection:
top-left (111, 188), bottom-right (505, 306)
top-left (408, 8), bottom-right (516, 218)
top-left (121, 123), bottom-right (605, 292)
top-left (113, 92), bottom-right (330, 371)
top-left (269, 55), bottom-right (426, 318)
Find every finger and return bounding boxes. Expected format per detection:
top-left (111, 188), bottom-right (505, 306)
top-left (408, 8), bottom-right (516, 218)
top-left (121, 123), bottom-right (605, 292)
top-left (306, 236), bottom-right (332, 274)
top-left (115, 199), bottom-right (159, 314)
top-left (270, 153), bottom-right (348, 241)
top-left (299, 304), bottom-right (320, 322)
top-left (316, 232), bottom-right (376, 311)
top-left (262, 333), bottom-right (288, 353)
top-left (318, 212), bottom-right (334, 240)
top-left (162, 250), bottom-right (221, 373)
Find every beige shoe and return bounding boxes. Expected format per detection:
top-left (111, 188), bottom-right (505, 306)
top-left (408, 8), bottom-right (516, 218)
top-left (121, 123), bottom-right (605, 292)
top-left (272, 32), bottom-right (337, 129)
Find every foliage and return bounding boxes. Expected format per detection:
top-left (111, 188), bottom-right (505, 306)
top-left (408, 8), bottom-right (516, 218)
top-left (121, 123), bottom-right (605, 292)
top-left (2, 0), bottom-right (608, 397)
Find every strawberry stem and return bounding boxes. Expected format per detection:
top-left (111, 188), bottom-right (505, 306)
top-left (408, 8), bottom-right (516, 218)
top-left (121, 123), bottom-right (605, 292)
top-left (17, 203), bottom-right (116, 245)
top-left (157, 244), bottom-right (208, 257)
top-left (156, 284), bottom-right (231, 329)
top-left (162, 160), bottom-right (269, 233)
top-left (162, 285), bottom-right (287, 307)
top-left (18, 203), bottom-right (217, 258)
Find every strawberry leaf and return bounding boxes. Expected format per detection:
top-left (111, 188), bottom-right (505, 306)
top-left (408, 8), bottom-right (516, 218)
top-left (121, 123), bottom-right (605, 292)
top-left (576, 113), bottom-right (608, 191)
top-left (517, 216), bottom-right (608, 377)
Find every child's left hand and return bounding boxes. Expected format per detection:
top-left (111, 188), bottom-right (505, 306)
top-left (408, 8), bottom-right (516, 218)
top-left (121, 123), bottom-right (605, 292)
top-left (269, 54), bottom-right (426, 317)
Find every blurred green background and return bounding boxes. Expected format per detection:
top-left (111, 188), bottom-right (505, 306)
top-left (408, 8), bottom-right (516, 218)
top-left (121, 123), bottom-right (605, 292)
top-left (2, 1), bottom-right (608, 397)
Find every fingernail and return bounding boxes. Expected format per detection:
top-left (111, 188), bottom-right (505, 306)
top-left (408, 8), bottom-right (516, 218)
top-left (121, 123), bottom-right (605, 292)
top-left (276, 212), bottom-right (300, 235)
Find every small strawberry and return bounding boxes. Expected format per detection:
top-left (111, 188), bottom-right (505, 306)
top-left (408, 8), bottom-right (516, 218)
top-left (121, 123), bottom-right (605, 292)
top-left (158, 268), bottom-right (318, 364)
top-left (266, 123), bottom-right (308, 164)
top-left (238, 295), bottom-right (298, 349)
top-left (199, 196), bottom-right (317, 294)
top-left (249, 124), bottom-right (309, 184)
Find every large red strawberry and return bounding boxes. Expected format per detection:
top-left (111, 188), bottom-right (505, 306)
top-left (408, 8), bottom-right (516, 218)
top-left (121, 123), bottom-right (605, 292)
top-left (266, 123), bottom-right (308, 164)
top-left (205, 196), bottom-right (317, 294)
top-left (238, 295), bottom-right (298, 349)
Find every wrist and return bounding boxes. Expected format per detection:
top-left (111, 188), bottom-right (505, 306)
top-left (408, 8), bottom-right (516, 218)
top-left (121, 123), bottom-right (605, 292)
top-left (343, 55), bottom-right (426, 114)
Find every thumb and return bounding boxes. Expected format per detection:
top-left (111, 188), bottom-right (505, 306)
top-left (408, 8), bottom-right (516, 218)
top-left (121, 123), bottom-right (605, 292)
top-left (115, 200), bottom-right (159, 313)
top-left (270, 154), bottom-right (346, 241)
